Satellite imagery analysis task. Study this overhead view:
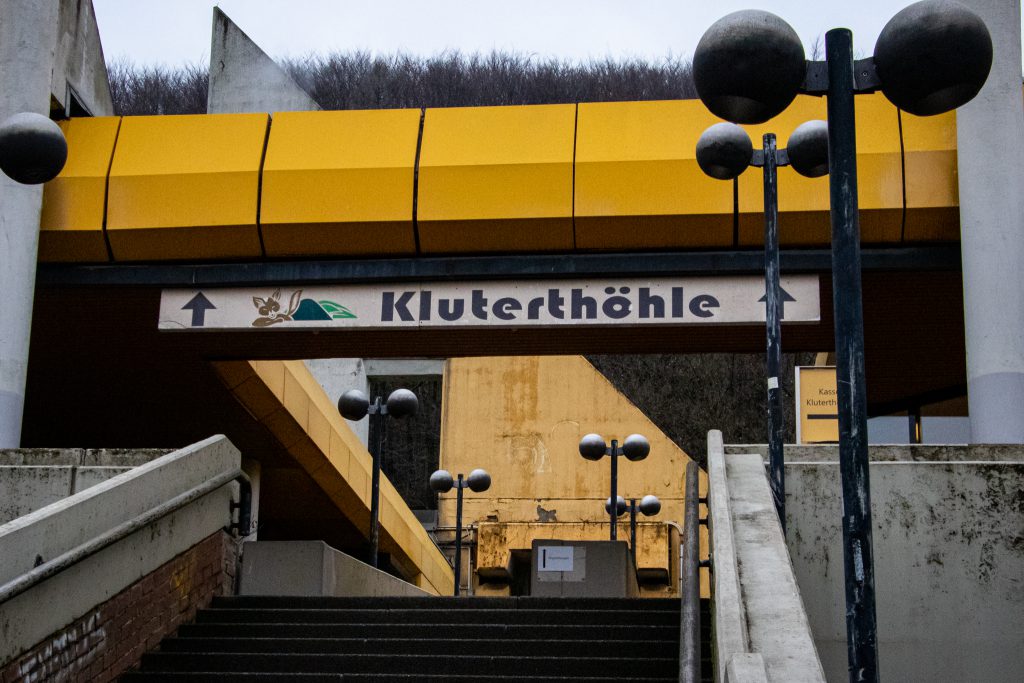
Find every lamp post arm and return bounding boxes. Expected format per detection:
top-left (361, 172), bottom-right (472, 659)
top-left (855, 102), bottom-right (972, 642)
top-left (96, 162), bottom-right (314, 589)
top-left (801, 57), bottom-right (880, 94)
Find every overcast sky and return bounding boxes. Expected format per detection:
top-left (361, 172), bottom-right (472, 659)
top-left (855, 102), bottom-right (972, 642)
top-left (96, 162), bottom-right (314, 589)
top-left (92, 0), bottom-right (984, 67)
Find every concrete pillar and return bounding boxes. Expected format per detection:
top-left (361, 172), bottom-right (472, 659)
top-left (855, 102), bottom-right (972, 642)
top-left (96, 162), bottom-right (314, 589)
top-left (956, 0), bottom-right (1024, 443)
top-left (0, 0), bottom-right (60, 447)
top-left (305, 359), bottom-right (370, 445)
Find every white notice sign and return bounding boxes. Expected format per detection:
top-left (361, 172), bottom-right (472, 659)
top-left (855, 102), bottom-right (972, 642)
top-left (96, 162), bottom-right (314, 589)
top-left (537, 546), bottom-right (574, 572)
top-left (158, 275), bottom-right (820, 331)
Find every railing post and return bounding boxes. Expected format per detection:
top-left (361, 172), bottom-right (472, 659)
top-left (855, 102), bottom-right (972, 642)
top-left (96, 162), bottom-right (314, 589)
top-left (680, 461), bottom-right (701, 683)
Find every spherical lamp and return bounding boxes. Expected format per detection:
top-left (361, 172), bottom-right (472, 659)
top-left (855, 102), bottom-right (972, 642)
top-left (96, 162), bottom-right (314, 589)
top-left (874, 0), bottom-right (992, 116)
top-left (0, 113), bottom-right (67, 184)
top-left (694, 10), bottom-right (806, 124)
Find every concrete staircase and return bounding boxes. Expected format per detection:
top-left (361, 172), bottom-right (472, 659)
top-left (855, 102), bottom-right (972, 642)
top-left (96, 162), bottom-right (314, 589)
top-left (124, 595), bottom-right (686, 681)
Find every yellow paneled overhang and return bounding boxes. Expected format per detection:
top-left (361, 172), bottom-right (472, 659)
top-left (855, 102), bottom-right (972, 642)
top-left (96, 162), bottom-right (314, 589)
top-left (416, 104), bottom-right (577, 253)
top-left (106, 113), bottom-right (269, 261)
top-left (575, 100), bottom-right (735, 250)
top-left (39, 117), bottom-right (121, 262)
top-left (260, 109), bottom-right (421, 257)
top-left (40, 92), bottom-right (971, 263)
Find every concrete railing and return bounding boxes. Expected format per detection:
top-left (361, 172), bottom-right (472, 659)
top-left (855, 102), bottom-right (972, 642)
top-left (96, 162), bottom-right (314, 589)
top-left (239, 540), bottom-right (430, 597)
top-left (0, 435), bottom-right (243, 664)
top-left (706, 430), bottom-right (825, 683)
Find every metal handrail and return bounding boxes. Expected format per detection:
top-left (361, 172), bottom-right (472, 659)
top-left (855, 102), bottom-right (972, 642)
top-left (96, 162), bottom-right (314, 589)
top-left (680, 461), bottom-right (702, 683)
top-left (0, 469), bottom-right (249, 604)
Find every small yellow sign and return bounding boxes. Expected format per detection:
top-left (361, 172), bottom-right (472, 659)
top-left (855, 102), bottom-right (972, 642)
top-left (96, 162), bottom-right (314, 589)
top-left (796, 366), bottom-right (839, 443)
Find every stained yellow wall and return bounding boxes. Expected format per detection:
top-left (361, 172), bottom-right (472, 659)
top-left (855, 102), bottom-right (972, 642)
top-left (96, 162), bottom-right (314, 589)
top-left (438, 355), bottom-right (708, 595)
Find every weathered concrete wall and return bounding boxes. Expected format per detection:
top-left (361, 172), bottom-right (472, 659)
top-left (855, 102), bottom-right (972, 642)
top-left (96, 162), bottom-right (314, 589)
top-left (727, 444), bottom-right (1024, 682)
top-left (239, 540), bottom-right (429, 597)
top-left (0, 0), bottom-right (112, 448)
top-left (52, 0), bottom-right (113, 116)
top-left (0, 448), bottom-right (170, 523)
top-left (207, 7), bottom-right (320, 114)
top-left (0, 0), bottom-right (60, 448)
top-left (0, 436), bottom-right (241, 665)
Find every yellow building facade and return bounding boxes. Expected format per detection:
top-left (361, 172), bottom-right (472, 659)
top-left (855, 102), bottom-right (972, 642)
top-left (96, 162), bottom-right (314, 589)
top-left (437, 355), bottom-right (707, 596)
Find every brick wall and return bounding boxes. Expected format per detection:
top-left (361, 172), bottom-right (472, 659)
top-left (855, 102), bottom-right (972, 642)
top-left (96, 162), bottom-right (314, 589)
top-left (1, 531), bottom-right (239, 683)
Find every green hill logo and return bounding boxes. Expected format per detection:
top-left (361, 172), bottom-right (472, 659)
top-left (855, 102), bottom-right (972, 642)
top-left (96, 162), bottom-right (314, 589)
top-left (251, 289), bottom-right (356, 327)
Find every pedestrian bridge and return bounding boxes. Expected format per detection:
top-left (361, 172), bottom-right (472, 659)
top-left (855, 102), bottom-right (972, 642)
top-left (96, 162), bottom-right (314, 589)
top-left (39, 94), bottom-right (955, 263)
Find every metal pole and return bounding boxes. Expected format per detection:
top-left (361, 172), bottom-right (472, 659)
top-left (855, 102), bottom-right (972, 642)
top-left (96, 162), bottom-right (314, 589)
top-left (629, 499), bottom-right (638, 567)
top-left (454, 474), bottom-right (464, 597)
top-left (680, 462), bottom-right (701, 683)
top-left (762, 132), bottom-right (785, 534)
top-left (825, 28), bottom-right (879, 682)
top-left (369, 399), bottom-right (384, 569)
top-left (609, 439), bottom-right (618, 540)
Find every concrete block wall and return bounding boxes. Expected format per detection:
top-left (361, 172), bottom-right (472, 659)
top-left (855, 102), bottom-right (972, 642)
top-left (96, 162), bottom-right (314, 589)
top-left (727, 443), bottom-right (1024, 682)
top-left (0, 448), bottom-right (170, 523)
top-left (0, 531), bottom-right (237, 683)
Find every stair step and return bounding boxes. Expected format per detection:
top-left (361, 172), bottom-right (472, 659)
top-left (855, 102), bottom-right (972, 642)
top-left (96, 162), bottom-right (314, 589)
top-left (123, 675), bottom-right (342, 682)
top-left (196, 608), bottom-right (678, 626)
top-left (178, 622), bottom-right (678, 641)
top-left (124, 674), bottom-right (676, 683)
top-left (212, 595), bottom-right (680, 611)
top-left (139, 652), bottom-right (677, 677)
top-left (158, 636), bottom-right (677, 657)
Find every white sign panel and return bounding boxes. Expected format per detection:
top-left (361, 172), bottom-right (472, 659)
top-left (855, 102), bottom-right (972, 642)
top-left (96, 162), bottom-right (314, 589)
top-left (537, 546), bottom-right (574, 572)
top-left (158, 275), bottom-right (819, 331)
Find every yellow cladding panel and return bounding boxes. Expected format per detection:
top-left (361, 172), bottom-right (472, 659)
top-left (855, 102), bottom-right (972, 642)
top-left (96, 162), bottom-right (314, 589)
top-left (39, 117), bottom-right (121, 262)
top-left (901, 110), bottom-right (959, 242)
top-left (106, 113), bottom-right (268, 260)
top-left (574, 100), bottom-right (733, 249)
top-left (417, 104), bottom-right (575, 252)
top-left (261, 109), bottom-right (420, 256)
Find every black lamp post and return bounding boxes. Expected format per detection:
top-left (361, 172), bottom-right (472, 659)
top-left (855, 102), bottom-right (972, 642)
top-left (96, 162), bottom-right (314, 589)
top-left (693, 2), bottom-right (992, 679)
top-left (607, 494), bottom-right (661, 567)
top-left (429, 468), bottom-right (491, 596)
top-left (338, 387), bottom-right (419, 569)
top-left (696, 119), bottom-right (830, 534)
top-left (579, 433), bottom-right (650, 540)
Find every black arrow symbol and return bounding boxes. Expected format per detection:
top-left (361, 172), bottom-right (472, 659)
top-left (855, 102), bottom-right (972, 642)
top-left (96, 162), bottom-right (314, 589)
top-left (182, 292), bottom-right (216, 327)
top-left (759, 287), bottom-right (797, 320)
